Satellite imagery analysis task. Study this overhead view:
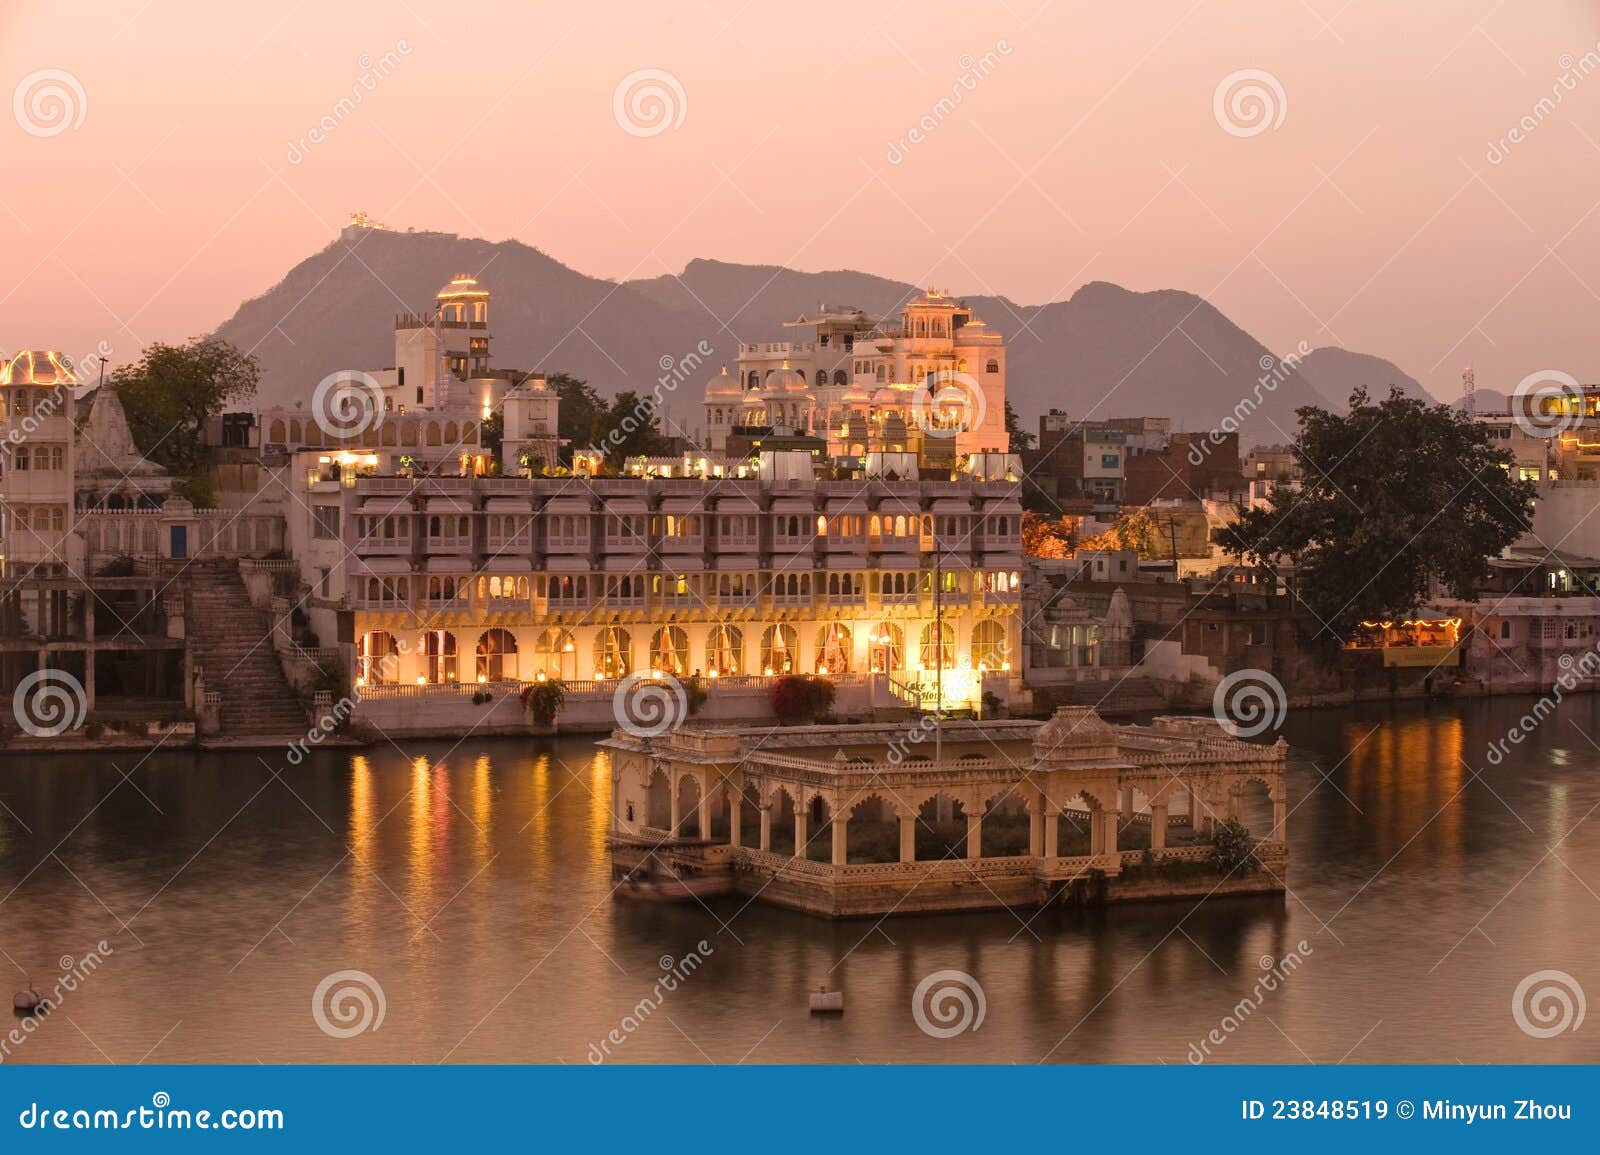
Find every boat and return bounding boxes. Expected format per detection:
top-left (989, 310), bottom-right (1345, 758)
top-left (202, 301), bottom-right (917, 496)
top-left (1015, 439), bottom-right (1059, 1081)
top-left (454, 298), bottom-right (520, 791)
top-left (614, 869), bottom-right (726, 903)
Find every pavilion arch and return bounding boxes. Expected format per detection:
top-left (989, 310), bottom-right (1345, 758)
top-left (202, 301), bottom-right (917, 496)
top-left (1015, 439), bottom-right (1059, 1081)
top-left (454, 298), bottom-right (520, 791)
top-left (675, 773), bottom-right (703, 838)
top-left (644, 764), bottom-right (673, 830)
top-left (381, 422), bottom-right (398, 446)
top-left (799, 791), bottom-right (835, 864)
top-left (594, 626), bottom-right (632, 680)
top-left (766, 785), bottom-right (799, 856)
top-left (289, 419), bottom-right (303, 444)
top-left (444, 421), bottom-right (459, 446)
top-left (977, 787), bottom-right (1032, 857)
top-left (844, 792), bottom-right (900, 864)
top-left (401, 421), bottom-right (418, 447)
top-left (815, 623), bottom-right (851, 674)
top-left (358, 630), bottom-right (399, 685)
top-left (649, 625), bottom-right (691, 676)
top-left (706, 624), bottom-right (743, 676)
top-left (475, 628), bottom-right (518, 681)
top-left (972, 619), bottom-right (1008, 670)
top-left (1229, 775), bottom-right (1279, 837)
top-left (914, 791), bottom-right (969, 860)
top-left (268, 418), bottom-right (286, 445)
top-left (532, 627), bottom-right (577, 679)
top-left (759, 624), bottom-right (798, 675)
top-left (304, 424), bottom-right (323, 447)
top-left (869, 622), bottom-right (905, 672)
top-left (426, 421), bottom-right (442, 446)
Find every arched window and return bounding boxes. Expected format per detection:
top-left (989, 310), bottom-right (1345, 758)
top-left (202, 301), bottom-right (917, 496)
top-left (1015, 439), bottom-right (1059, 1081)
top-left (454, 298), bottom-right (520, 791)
top-left (985, 359), bottom-right (999, 374)
top-left (706, 624), bottom-right (743, 676)
top-left (972, 619), bottom-right (1007, 670)
top-left (760, 624), bottom-right (798, 675)
top-left (746, 371), bottom-right (759, 389)
top-left (358, 631), bottom-right (399, 685)
top-left (594, 626), bottom-right (632, 680)
top-left (919, 622), bottom-right (954, 670)
top-left (533, 627), bottom-right (576, 679)
top-left (649, 626), bottom-right (691, 676)
top-left (870, 623), bottom-right (905, 671)
top-left (815, 370), bottom-right (827, 388)
top-left (424, 630), bottom-right (457, 683)
top-left (815, 623), bottom-right (851, 674)
top-left (875, 364), bottom-right (886, 382)
top-left (832, 369), bottom-right (847, 386)
top-left (476, 628), bottom-right (518, 682)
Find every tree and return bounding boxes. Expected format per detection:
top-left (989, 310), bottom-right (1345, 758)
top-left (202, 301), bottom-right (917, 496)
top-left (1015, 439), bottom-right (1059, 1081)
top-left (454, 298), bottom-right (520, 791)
top-left (596, 390), bottom-right (674, 464)
top-left (550, 372), bottom-right (605, 458)
top-left (1077, 508), bottom-right (1163, 558)
top-left (479, 409), bottom-right (503, 458)
top-left (1222, 388), bottom-right (1534, 639)
top-left (1005, 400), bottom-right (1034, 452)
top-left (112, 339), bottom-right (258, 504)
top-left (1021, 513), bottom-right (1076, 558)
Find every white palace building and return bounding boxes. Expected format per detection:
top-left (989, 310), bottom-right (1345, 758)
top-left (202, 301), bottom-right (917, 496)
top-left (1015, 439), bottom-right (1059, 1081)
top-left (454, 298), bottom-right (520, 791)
top-left (701, 292), bottom-right (1009, 463)
top-left (1, 270), bottom-right (1052, 738)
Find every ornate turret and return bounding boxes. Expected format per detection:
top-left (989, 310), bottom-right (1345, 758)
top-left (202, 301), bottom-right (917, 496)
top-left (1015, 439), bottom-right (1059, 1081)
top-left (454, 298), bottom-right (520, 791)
top-left (1031, 705), bottom-right (1119, 766)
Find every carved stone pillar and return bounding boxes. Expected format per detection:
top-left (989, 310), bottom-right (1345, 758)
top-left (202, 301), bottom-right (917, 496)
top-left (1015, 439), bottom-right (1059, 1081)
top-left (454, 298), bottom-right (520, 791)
top-left (899, 813), bottom-right (916, 863)
top-left (966, 809), bottom-right (983, 860)
top-left (1150, 801), bottom-right (1169, 852)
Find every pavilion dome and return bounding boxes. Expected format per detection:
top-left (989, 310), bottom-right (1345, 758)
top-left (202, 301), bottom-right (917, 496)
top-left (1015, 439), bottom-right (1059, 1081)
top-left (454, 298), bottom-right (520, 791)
top-left (705, 366), bottom-right (740, 396)
top-left (763, 366), bottom-right (807, 392)
top-left (0, 349), bottom-right (79, 387)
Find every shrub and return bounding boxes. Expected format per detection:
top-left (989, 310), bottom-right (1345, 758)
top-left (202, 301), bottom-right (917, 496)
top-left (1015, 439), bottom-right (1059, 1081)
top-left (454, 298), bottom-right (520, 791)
top-left (1209, 819), bottom-right (1257, 874)
top-left (770, 675), bottom-right (837, 724)
top-left (521, 679), bottom-right (566, 727)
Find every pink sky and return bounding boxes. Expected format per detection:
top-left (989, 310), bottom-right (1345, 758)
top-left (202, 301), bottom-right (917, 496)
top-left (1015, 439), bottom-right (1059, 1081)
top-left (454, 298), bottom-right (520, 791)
top-left (4, 0), bottom-right (1600, 400)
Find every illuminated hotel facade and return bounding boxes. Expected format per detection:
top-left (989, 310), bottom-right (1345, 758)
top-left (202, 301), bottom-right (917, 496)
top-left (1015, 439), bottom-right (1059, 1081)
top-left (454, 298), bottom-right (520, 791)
top-left (286, 452), bottom-right (1028, 717)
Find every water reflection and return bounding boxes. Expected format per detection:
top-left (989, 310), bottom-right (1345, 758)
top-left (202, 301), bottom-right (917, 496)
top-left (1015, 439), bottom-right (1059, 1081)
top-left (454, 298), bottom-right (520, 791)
top-left (0, 695), bottom-right (1597, 1064)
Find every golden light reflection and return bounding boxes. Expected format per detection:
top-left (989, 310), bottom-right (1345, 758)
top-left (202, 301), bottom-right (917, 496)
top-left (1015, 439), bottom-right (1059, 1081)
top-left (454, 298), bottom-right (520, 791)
top-left (409, 756), bottom-right (433, 899)
top-left (1343, 714), bottom-right (1464, 867)
top-left (588, 751), bottom-right (612, 870)
top-left (471, 753), bottom-right (492, 867)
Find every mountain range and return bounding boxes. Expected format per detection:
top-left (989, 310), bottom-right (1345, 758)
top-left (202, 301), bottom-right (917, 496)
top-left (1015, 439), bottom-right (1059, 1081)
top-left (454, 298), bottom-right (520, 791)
top-left (212, 226), bottom-right (1439, 444)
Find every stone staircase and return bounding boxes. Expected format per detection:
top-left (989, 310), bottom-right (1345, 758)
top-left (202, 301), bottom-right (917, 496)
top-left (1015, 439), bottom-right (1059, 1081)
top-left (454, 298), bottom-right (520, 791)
top-left (186, 559), bottom-right (310, 736)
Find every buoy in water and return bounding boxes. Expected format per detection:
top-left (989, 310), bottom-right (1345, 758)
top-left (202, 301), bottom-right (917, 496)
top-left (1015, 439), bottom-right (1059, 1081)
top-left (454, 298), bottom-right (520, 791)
top-left (13, 986), bottom-right (44, 1013)
top-left (808, 985), bottom-right (843, 1013)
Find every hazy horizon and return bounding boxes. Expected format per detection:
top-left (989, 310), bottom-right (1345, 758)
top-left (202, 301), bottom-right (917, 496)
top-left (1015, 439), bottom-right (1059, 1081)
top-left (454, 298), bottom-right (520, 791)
top-left (5, 0), bottom-right (1600, 403)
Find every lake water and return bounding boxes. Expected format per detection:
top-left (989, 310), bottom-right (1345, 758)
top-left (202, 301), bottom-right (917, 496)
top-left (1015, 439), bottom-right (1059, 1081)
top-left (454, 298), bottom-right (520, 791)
top-left (2, 695), bottom-right (1598, 1065)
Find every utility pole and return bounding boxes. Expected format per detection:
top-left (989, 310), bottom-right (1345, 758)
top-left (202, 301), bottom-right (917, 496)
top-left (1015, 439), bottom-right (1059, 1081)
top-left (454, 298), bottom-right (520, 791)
top-left (933, 521), bottom-right (943, 763)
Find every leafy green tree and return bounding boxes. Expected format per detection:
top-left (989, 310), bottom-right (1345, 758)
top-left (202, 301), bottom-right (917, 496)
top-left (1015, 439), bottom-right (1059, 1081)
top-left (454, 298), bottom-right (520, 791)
top-left (1005, 400), bottom-right (1034, 452)
top-left (550, 372), bottom-right (605, 457)
top-left (1222, 388), bottom-right (1533, 638)
top-left (112, 339), bottom-right (258, 504)
top-left (596, 390), bottom-right (674, 464)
